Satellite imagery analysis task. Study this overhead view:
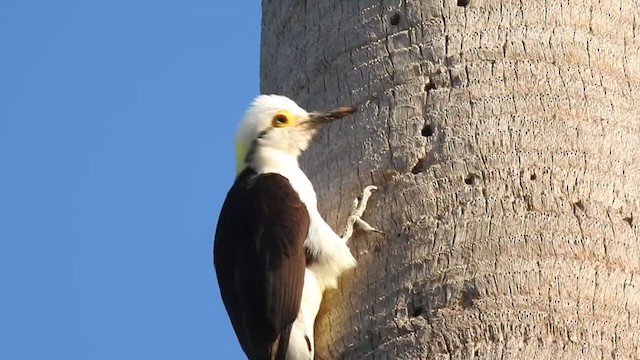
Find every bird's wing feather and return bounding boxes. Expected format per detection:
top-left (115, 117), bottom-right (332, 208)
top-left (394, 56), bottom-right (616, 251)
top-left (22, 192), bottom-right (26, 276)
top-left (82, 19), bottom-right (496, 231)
top-left (214, 169), bottom-right (309, 360)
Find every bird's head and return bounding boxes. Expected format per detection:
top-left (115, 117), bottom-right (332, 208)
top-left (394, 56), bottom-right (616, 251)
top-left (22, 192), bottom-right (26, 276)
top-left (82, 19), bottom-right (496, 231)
top-left (234, 95), bottom-right (356, 174)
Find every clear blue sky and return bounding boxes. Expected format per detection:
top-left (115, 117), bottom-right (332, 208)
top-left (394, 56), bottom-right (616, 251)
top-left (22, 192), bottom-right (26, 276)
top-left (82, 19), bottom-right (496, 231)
top-left (0, 1), bottom-right (259, 359)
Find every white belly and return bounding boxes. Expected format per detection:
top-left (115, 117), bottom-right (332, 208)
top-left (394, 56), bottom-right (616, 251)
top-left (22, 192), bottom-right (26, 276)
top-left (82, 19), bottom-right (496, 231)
top-left (287, 270), bottom-right (323, 360)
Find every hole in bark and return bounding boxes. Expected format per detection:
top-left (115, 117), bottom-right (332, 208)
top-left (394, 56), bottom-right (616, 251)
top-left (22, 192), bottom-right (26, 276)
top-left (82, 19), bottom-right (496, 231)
top-left (574, 200), bottom-right (585, 212)
top-left (411, 158), bottom-right (425, 174)
top-left (464, 174), bottom-right (476, 185)
top-left (390, 12), bottom-right (401, 25)
top-left (424, 81), bottom-right (436, 92)
top-left (422, 124), bottom-right (434, 137)
top-left (530, 173), bottom-right (537, 181)
top-left (474, 349), bottom-right (480, 357)
top-left (457, 0), bottom-right (470, 6)
top-left (411, 306), bottom-right (424, 317)
top-left (624, 216), bottom-right (633, 226)
top-left (460, 282), bottom-right (481, 308)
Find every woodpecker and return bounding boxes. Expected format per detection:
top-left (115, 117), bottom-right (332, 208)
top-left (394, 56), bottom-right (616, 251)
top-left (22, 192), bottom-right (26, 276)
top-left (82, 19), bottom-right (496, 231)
top-left (214, 95), bottom-right (379, 360)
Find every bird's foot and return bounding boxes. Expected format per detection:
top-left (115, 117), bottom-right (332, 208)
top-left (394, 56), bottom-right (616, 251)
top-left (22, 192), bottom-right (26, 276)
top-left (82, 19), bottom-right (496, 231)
top-left (342, 185), bottom-right (382, 241)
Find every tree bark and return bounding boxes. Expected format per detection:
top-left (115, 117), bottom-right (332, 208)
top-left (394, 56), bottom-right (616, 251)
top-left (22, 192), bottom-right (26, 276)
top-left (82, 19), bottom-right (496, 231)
top-left (261, 0), bottom-right (640, 358)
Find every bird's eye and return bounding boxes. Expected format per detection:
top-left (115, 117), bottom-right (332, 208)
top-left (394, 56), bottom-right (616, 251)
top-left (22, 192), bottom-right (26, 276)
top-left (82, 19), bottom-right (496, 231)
top-left (271, 111), bottom-right (293, 127)
top-left (274, 115), bottom-right (287, 124)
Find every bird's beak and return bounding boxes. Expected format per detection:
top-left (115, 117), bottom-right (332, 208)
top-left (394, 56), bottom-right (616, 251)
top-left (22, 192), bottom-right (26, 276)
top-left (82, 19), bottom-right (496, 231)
top-left (307, 106), bottom-right (357, 126)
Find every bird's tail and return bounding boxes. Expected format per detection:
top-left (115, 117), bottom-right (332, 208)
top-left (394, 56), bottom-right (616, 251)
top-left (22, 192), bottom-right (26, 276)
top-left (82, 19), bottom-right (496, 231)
top-left (271, 324), bottom-right (293, 360)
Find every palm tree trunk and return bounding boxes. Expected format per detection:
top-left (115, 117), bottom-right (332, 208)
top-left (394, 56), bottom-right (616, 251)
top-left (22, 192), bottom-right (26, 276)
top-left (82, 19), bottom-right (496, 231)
top-left (261, 0), bottom-right (640, 358)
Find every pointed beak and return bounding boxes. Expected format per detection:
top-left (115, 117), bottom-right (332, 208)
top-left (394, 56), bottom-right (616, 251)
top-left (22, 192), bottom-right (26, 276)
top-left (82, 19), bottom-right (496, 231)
top-left (307, 106), bottom-right (357, 126)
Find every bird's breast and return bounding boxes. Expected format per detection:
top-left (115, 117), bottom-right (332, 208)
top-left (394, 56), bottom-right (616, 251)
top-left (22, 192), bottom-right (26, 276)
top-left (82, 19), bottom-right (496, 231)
top-left (279, 168), bottom-right (318, 210)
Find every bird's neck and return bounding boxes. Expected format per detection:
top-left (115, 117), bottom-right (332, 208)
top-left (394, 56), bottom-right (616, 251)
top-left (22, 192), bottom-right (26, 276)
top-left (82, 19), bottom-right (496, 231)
top-left (245, 146), bottom-right (319, 210)
top-left (249, 146), bottom-right (300, 175)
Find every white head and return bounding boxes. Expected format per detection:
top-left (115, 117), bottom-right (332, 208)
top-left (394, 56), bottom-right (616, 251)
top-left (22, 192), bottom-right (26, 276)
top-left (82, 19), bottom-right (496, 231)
top-left (235, 95), bottom-right (356, 173)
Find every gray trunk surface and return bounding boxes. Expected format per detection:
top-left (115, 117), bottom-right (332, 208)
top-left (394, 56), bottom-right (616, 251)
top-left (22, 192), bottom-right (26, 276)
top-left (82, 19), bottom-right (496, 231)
top-left (261, 0), bottom-right (640, 358)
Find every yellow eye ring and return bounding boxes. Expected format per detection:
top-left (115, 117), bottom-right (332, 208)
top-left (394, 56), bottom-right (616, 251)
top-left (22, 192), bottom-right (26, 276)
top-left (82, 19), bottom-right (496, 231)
top-left (271, 111), bottom-right (293, 127)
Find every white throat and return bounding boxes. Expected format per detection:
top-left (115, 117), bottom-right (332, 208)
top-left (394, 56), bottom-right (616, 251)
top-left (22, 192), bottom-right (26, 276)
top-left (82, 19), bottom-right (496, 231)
top-left (250, 147), bottom-right (300, 175)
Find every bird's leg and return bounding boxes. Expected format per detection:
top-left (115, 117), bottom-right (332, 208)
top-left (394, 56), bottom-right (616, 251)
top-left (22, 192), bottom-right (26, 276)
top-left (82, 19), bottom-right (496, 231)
top-left (341, 185), bottom-right (382, 241)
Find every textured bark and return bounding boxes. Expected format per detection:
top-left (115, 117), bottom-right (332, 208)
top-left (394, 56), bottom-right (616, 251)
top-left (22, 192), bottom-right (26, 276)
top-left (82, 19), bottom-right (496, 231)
top-left (261, 0), bottom-right (640, 359)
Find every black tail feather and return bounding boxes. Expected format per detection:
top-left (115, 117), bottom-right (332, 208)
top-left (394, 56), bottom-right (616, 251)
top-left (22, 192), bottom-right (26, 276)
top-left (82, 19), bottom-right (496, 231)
top-left (273, 324), bottom-right (293, 360)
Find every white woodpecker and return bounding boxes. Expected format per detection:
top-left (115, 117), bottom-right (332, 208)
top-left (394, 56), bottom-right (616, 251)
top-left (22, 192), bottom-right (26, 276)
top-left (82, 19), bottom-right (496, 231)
top-left (214, 95), bottom-right (380, 360)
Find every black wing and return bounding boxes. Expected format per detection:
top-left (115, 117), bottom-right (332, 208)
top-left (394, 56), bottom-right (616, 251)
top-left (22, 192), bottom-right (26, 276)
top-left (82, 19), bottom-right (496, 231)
top-left (214, 169), bottom-right (309, 360)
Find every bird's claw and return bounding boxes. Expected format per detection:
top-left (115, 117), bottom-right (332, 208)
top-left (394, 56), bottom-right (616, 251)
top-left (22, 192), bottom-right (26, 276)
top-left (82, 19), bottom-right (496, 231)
top-left (342, 185), bottom-right (381, 241)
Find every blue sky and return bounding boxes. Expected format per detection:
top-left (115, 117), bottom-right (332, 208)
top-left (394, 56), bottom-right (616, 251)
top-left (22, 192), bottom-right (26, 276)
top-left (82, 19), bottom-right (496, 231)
top-left (0, 1), bottom-right (259, 358)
